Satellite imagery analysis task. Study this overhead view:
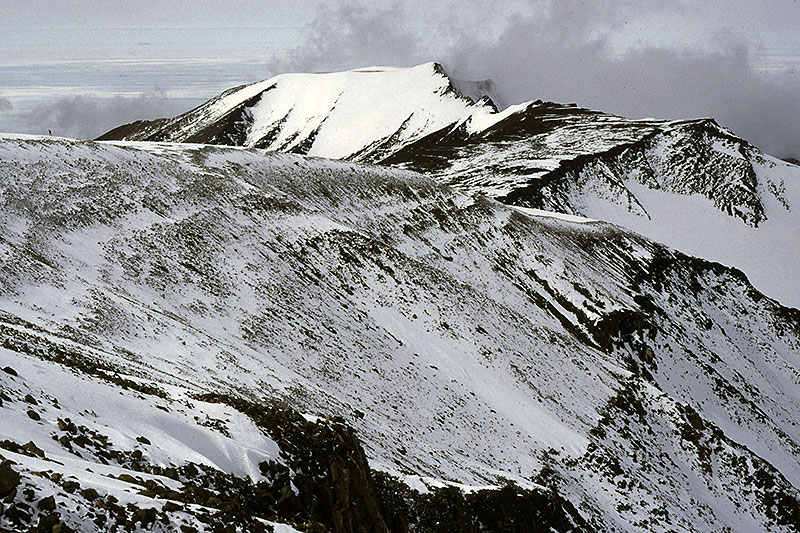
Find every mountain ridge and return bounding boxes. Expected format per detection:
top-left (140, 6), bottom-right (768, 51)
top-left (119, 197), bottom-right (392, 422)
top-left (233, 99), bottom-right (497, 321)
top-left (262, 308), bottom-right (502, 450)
top-left (98, 62), bottom-right (800, 308)
top-left (1, 135), bottom-right (799, 531)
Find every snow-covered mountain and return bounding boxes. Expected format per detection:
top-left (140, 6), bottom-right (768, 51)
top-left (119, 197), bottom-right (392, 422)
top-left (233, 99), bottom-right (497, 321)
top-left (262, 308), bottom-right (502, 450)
top-left (100, 63), bottom-right (800, 308)
top-left (98, 62), bottom-right (496, 161)
top-left (1, 134), bottom-right (799, 532)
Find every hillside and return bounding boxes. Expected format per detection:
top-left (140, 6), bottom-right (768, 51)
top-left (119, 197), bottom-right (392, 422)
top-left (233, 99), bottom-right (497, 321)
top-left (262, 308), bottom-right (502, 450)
top-left (98, 63), bottom-right (800, 308)
top-left (0, 135), bottom-right (799, 531)
top-left (382, 103), bottom-right (800, 308)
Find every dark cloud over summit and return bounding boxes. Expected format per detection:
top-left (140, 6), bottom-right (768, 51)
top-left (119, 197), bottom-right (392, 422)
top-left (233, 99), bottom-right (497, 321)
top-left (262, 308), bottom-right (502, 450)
top-left (275, 0), bottom-right (800, 158)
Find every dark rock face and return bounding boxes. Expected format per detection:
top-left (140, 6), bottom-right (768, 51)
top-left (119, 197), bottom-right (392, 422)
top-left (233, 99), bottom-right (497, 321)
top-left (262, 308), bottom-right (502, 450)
top-left (131, 507), bottom-right (157, 527)
top-left (374, 473), bottom-right (592, 533)
top-left (36, 512), bottom-right (64, 532)
top-left (0, 461), bottom-right (20, 498)
top-left (198, 394), bottom-right (390, 533)
top-left (36, 496), bottom-right (56, 511)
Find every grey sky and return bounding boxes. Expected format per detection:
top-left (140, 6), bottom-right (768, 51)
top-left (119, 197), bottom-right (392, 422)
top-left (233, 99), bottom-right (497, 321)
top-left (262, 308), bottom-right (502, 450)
top-left (2, 1), bottom-right (322, 30)
top-left (1, 0), bottom-right (799, 156)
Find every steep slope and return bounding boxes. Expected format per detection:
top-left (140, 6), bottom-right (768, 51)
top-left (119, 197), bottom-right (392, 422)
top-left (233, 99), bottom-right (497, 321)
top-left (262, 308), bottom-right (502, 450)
top-left (1, 135), bottom-right (799, 531)
top-left (98, 63), bottom-right (800, 308)
top-left (383, 102), bottom-right (800, 308)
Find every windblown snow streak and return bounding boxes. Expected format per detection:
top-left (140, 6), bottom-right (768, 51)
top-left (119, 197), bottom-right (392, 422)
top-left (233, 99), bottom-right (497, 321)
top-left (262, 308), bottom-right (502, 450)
top-left (0, 135), bottom-right (798, 531)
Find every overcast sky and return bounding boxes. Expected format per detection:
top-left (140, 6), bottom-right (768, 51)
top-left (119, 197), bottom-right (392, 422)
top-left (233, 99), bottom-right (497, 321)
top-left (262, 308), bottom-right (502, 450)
top-left (1, 0), bottom-right (799, 156)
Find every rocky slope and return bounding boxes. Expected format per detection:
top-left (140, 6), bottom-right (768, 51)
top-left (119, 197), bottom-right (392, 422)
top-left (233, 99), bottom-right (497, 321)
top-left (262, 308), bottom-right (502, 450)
top-left (382, 103), bottom-right (800, 308)
top-left (99, 64), bottom-right (800, 308)
top-left (0, 135), bottom-right (799, 531)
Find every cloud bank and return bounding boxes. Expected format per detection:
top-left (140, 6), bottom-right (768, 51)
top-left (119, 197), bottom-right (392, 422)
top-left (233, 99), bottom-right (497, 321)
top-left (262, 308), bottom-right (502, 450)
top-left (18, 91), bottom-right (188, 140)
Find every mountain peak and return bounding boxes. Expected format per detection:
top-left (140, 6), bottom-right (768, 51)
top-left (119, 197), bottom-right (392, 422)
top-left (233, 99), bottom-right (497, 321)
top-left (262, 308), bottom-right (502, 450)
top-left (99, 62), bottom-right (500, 161)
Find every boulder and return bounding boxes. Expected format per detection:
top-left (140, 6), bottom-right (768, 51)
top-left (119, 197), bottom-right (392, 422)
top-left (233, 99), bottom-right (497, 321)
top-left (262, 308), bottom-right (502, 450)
top-left (0, 461), bottom-right (20, 498)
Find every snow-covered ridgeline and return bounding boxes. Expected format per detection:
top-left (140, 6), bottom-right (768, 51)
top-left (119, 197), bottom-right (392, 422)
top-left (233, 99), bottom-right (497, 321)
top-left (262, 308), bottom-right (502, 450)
top-left (0, 135), bottom-right (799, 531)
top-left (96, 63), bottom-right (800, 310)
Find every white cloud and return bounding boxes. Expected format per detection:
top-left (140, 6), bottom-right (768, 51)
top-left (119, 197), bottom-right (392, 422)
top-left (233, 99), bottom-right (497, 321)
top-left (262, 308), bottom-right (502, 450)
top-left (20, 91), bottom-right (187, 139)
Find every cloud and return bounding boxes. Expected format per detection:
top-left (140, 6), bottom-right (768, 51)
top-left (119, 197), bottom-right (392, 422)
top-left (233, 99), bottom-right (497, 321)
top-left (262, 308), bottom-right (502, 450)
top-left (452, 6), bottom-right (800, 158)
top-left (270, 3), bottom-right (427, 73)
top-left (19, 90), bottom-right (190, 139)
top-left (0, 98), bottom-right (12, 112)
top-left (273, 0), bottom-right (800, 158)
